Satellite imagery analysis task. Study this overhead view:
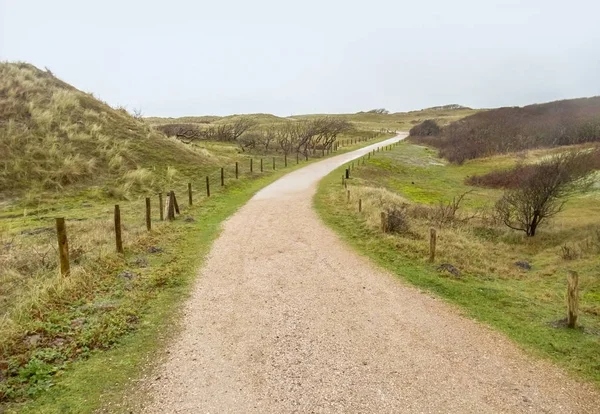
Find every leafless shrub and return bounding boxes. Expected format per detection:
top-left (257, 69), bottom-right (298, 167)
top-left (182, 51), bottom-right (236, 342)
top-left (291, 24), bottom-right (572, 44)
top-left (468, 149), bottom-right (600, 189)
top-left (385, 207), bottom-right (410, 234)
top-left (132, 108), bottom-right (143, 119)
top-left (156, 123), bottom-right (202, 142)
top-left (432, 191), bottom-right (473, 227)
top-left (411, 97), bottom-right (600, 164)
top-left (495, 150), bottom-right (595, 236)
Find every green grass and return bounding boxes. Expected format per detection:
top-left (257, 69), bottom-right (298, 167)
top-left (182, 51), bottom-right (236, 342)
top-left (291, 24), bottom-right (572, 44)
top-left (0, 133), bottom-right (388, 413)
top-left (5, 170), bottom-right (284, 414)
top-left (315, 141), bottom-right (600, 387)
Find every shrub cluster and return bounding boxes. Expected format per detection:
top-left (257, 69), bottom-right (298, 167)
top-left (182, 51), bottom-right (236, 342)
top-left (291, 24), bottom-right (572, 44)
top-left (410, 97), bottom-right (600, 164)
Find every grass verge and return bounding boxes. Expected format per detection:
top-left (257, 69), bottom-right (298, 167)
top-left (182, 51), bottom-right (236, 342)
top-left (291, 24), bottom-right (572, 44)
top-left (315, 142), bottom-right (600, 387)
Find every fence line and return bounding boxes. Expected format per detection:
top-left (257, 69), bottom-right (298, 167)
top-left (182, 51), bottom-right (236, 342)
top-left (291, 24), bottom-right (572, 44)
top-left (39, 134), bottom-right (389, 273)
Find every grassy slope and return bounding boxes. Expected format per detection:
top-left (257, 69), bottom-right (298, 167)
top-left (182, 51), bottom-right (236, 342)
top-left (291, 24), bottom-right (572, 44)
top-left (0, 63), bottom-right (219, 203)
top-left (315, 141), bottom-right (600, 386)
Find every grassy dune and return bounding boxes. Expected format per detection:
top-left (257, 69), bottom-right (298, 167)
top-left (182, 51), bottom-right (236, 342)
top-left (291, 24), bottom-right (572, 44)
top-left (316, 141), bottom-right (600, 385)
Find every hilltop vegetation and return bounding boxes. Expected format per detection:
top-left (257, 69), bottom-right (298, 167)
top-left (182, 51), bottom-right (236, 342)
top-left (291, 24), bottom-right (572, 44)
top-left (0, 62), bottom-right (212, 202)
top-left (409, 96), bottom-right (600, 164)
top-left (148, 104), bottom-right (478, 135)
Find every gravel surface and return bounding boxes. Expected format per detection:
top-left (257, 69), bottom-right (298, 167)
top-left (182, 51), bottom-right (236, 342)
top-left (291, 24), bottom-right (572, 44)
top-left (141, 135), bottom-right (600, 413)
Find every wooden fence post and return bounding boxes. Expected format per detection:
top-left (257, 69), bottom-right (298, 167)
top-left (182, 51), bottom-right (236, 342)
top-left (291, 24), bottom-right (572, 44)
top-left (345, 168), bottom-right (350, 179)
top-left (221, 167), bottom-right (224, 186)
top-left (285, 154), bottom-right (287, 167)
top-left (567, 270), bottom-right (579, 328)
top-left (114, 205), bottom-right (124, 254)
top-left (167, 191), bottom-right (175, 220)
top-left (380, 212), bottom-right (387, 233)
top-left (158, 192), bottom-right (164, 221)
top-left (188, 183), bottom-right (193, 206)
top-left (260, 158), bottom-right (263, 172)
top-left (145, 197), bottom-right (151, 231)
top-left (250, 159), bottom-right (253, 173)
top-left (206, 176), bottom-right (210, 197)
top-left (273, 157), bottom-right (276, 170)
top-left (296, 153), bottom-right (299, 164)
top-left (235, 162), bottom-right (239, 179)
top-left (172, 191), bottom-right (180, 214)
top-left (429, 228), bottom-right (437, 263)
top-left (55, 217), bottom-right (70, 276)
top-left (358, 199), bottom-right (362, 212)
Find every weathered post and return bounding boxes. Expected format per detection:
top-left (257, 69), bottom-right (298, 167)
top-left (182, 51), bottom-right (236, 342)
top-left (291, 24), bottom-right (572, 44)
top-left (429, 228), bottom-right (437, 263)
top-left (206, 176), bottom-right (210, 197)
top-left (260, 158), bottom-right (263, 172)
top-left (221, 167), bottom-right (224, 186)
top-left (359, 199), bottom-right (362, 212)
top-left (567, 270), bottom-right (579, 328)
top-left (114, 205), bottom-right (124, 254)
top-left (167, 191), bottom-right (175, 220)
top-left (172, 191), bottom-right (180, 214)
top-left (273, 157), bottom-right (276, 170)
top-left (250, 158), bottom-right (253, 173)
top-left (235, 162), bottom-right (239, 179)
top-left (158, 192), bottom-right (164, 221)
top-left (55, 218), bottom-right (70, 276)
top-left (285, 154), bottom-right (288, 167)
top-left (188, 183), bottom-right (193, 206)
top-left (145, 197), bottom-right (151, 231)
top-left (296, 153), bottom-right (299, 164)
top-left (345, 168), bottom-right (350, 179)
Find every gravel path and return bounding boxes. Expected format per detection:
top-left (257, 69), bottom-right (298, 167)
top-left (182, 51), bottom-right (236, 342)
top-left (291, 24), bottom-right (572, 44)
top-left (142, 135), bottom-right (600, 413)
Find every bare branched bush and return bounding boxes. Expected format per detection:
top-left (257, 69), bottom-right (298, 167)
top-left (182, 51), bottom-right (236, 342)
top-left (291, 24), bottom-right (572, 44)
top-left (495, 150), bottom-right (596, 236)
top-left (385, 207), bottom-right (410, 234)
top-left (432, 191), bottom-right (473, 227)
top-left (156, 123), bottom-right (203, 142)
top-left (410, 97), bottom-right (600, 164)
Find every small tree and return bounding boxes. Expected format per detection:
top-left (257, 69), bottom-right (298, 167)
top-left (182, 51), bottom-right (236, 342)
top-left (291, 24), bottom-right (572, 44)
top-left (495, 150), bottom-right (595, 236)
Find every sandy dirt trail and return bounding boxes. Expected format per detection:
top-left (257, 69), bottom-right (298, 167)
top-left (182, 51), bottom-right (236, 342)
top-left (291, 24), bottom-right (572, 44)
top-left (142, 135), bottom-right (600, 413)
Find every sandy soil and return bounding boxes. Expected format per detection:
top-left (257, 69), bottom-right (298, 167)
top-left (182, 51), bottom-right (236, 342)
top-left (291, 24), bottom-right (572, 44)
top-left (141, 135), bottom-right (600, 413)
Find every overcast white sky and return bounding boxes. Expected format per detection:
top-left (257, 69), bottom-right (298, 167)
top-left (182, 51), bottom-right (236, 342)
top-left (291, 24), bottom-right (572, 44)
top-left (1, 0), bottom-right (599, 117)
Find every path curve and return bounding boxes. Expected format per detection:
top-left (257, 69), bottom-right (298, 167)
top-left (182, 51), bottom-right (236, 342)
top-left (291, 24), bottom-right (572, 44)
top-left (142, 135), bottom-right (600, 413)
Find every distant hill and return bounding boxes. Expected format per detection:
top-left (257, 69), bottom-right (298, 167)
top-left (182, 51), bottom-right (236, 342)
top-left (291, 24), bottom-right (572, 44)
top-left (0, 63), bottom-right (211, 199)
top-left (408, 104), bottom-right (472, 112)
top-left (146, 113), bottom-right (290, 127)
top-left (410, 97), bottom-right (600, 163)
